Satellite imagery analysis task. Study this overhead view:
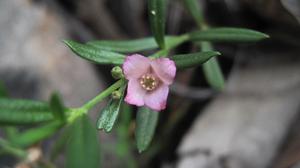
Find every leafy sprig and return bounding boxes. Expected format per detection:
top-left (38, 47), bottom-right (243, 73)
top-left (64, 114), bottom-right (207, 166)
top-left (0, 0), bottom-right (269, 166)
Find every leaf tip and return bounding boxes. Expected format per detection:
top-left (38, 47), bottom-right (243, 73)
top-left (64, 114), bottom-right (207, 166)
top-left (263, 33), bottom-right (270, 39)
top-left (215, 51), bottom-right (221, 56)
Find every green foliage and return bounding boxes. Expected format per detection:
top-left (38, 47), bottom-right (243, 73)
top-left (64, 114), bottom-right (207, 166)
top-left (66, 115), bottom-right (100, 168)
top-left (64, 40), bottom-right (125, 65)
top-left (88, 37), bottom-right (158, 53)
top-left (0, 138), bottom-right (27, 158)
top-left (97, 86), bottom-right (126, 132)
top-left (0, 82), bottom-right (8, 97)
top-left (0, 98), bottom-right (53, 125)
top-left (200, 42), bottom-right (225, 90)
top-left (50, 130), bottom-right (68, 161)
top-left (184, 0), bottom-right (204, 27)
top-left (203, 57), bottom-right (225, 90)
top-left (0, 0), bottom-right (271, 164)
top-left (87, 36), bottom-right (188, 53)
top-left (11, 121), bottom-right (62, 147)
top-left (189, 28), bottom-right (269, 42)
top-left (135, 107), bottom-right (159, 153)
top-left (172, 51), bottom-right (221, 69)
top-left (50, 93), bottom-right (66, 122)
top-left (148, 0), bottom-right (167, 49)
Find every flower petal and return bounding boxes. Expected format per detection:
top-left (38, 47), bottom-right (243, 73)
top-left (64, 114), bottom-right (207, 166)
top-left (123, 54), bottom-right (150, 79)
top-left (125, 79), bottom-right (146, 106)
top-left (151, 58), bottom-right (176, 85)
top-left (144, 84), bottom-right (169, 111)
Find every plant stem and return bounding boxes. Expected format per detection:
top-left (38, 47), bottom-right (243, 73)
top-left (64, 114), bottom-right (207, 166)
top-left (67, 79), bottom-right (126, 123)
top-left (0, 138), bottom-right (27, 158)
top-left (184, 0), bottom-right (225, 90)
top-left (82, 79), bottom-right (126, 111)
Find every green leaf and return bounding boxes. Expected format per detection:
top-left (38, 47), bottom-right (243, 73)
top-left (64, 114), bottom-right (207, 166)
top-left (184, 0), bottom-right (204, 27)
top-left (87, 35), bottom-right (188, 53)
top-left (64, 40), bottom-right (125, 65)
top-left (200, 42), bottom-right (225, 90)
top-left (148, 0), bottom-right (167, 49)
top-left (135, 107), bottom-right (159, 153)
top-left (97, 86), bottom-right (126, 132)
top-left (0, 138), bottom-right (27, 158)
top-left (0, 82), bottom-right (8, 97)
top-left (172, 51), bottom-right (220, 69)
top-left (11, 121), bottom-right (62, 147)
top-left (3, 127), bottom-right (18, 142)
top-left (189, 27), bottom-right (269, 42)
top-left (203, 57), bottom-right (225, 90)
top-left (66, 115), bottom-right (100, 168)
top-left (88, 37), bottom-right (158, 53)
top-left (0, 84), bottom-right (19, 141)
top-left (50, 129), bottom-right (68, 161)
top-left (0, 98), bottom-right (54, 125)
top-left (50, 93), bottom-right (66, 122)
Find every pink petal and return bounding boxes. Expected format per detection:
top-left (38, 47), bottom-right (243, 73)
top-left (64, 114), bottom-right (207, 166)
top-left (123, 54), bottom-right (151, 79)
top-left (125, 79), bottom-right (146, 106)
top-left (150, 58), bottom-right (176, 85)
top-left (144, 84), bottom-right (169, 111)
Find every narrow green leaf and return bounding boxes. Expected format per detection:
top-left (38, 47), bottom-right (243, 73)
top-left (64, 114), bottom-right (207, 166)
top-left (11, 121), bottom-right (62, 147)
top-left (50, 129), bottom-right (68, 161)
top-left (184, 0), bottom-right (204, 27)
top-left (189, 27), bottom-right (269, 42)
top-left (172, 51), bottom-right (220, 69)
top-left (64, 40), bottom-right (125, 65)
top-left (66, 115), bottom-right (100, 168)
top-left (3, 127), bottom-right (18, 141)
top-left (148, 0), bottom-right (167, 49)
top-left (135, 107), bottom-right (159, 153)
top-left (97, 86), bottom-right (126, 132)
top-left (88, 37), bottom-right (158, 53)
top-left (0, 82), bottom-right (8, 97)
top-left (0, 138), bottom-right (27, 158)
top-left (200, 42), bottom-right (225, 90)
top-left (0, 98), bottom-right (53, 125)
top-left (0, 84), bottom-right (19, 141)
top-left (203, 57), bottom-right (225, 90)
top-left (50, 93), bottom-right (66, 122)
top-left (87, 35), bottom-right (189, 53)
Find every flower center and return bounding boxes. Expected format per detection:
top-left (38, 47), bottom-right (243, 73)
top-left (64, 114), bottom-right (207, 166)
top-left (139, 74), bottom-right (159, 91)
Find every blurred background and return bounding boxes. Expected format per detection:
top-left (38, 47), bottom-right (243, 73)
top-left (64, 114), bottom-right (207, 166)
top-left (0, 0), bottom-right (300, 168)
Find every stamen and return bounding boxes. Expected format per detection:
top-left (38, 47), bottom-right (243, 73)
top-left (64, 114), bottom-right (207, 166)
top-left (139, 74), bottom-right (159, 91)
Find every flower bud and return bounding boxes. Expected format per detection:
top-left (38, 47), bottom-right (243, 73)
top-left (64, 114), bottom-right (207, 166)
top-left (111, 90), bottom-right (122, 100)
top-left (111, 66), bottom-right (124, 79)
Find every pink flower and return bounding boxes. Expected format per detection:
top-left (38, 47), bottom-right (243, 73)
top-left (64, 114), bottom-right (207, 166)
top-left (123, 54), bottom-right (176, 111)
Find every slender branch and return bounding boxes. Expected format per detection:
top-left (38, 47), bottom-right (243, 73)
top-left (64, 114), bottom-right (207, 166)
top-left (0, 138), bottom-right (27, 158)
top-left (82, 78), bottom-right (126, 111)
top-left (67, 79), bottom-right (126, 123)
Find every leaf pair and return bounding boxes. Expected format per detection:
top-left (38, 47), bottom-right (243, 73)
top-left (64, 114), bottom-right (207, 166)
top-left (0, 91), bottom-right (66, 126)
top-left (0, 86), bottom-right (67, 147)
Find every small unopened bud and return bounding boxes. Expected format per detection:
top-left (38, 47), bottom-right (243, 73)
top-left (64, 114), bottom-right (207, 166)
top-left (112, 90), bottom-right (122, 100)
top-left (111, 66), bottom-right (124, 79)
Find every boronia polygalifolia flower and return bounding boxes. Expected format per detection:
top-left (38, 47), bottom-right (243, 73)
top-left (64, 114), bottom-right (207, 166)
top-left (123, 54), bottom-right (176, 111)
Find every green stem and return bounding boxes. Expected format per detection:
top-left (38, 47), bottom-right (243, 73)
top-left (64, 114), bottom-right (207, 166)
top-left (184, 0), bottom-right (225, 90)
top-left (82, 79), bottom-right (126, 111)
top-left (0, 138), bottom-right (27, 158)
top-left (67, 79), bottom-right (126, 123)
top-left (150, 34), bottom-right (189, 59)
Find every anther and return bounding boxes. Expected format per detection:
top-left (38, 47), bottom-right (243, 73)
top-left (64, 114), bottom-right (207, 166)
top-left (139, 74), bottom-right (159, 91)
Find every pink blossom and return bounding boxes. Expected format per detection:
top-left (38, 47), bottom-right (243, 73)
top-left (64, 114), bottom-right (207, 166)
top-left (123, 54), bottom-right (176, 111)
